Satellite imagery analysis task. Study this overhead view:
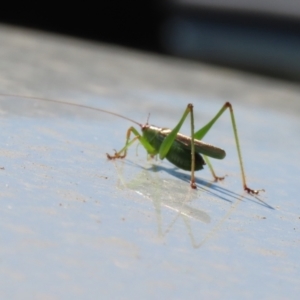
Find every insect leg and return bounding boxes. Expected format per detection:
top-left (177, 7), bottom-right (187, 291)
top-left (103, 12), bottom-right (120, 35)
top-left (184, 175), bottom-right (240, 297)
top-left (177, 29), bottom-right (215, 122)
top-left (194, 102), bottom-right (263, 195)
top-left (159, 104), bottom-right (197, 189)
top-left (203, 155), bottom-right (225, 181)
top-left (107, 126), bottom-right (156, 159)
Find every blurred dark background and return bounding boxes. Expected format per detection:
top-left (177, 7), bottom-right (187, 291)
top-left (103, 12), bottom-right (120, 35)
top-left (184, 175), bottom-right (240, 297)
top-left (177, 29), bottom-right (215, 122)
top-left (1, 1), bottom-right (300, 81)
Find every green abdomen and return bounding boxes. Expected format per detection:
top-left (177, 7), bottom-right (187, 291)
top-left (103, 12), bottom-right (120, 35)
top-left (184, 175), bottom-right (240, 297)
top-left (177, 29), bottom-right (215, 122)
top-left (165, 140), bottom-right (205, 171)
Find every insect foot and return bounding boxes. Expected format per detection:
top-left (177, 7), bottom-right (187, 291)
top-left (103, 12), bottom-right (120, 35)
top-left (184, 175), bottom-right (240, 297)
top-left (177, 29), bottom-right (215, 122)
top-left (244, 185), bottom-right (265, 195)
top-left (106, 150), bottom-right (126, 160)
top-left (190, 182), bottom-right (197, 189)
top-left (213, 175), bottom-right (227, 182)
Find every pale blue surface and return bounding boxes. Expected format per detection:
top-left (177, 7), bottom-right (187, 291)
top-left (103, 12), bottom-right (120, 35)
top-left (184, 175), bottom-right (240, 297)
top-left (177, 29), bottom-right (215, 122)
top-left (0, 25), bottom-right (300, 299)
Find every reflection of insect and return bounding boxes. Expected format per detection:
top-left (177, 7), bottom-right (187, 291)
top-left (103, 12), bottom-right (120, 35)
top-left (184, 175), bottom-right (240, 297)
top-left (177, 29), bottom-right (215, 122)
top-left (2, 94), bottom-right (263, 194)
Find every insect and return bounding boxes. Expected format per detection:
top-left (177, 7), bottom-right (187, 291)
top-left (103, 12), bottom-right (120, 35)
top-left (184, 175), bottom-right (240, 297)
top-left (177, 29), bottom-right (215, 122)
top-left (1, 94), bottom-right (263, 194)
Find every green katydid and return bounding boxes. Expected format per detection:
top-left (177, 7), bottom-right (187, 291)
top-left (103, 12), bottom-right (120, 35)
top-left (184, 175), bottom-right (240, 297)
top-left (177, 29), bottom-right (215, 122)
top-left (106, 102), bottom-right (262, 194)
top-left (1, 94), bottom-right (262, 194)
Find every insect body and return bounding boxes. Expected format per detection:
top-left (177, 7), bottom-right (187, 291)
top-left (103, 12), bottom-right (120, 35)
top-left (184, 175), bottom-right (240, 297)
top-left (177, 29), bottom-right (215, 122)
top-left (144, 126), bottom-right (209, 171)
top-left (109, 123), bottom-right (226, 169)
top-left (1, 94), bottom-right (262, 194)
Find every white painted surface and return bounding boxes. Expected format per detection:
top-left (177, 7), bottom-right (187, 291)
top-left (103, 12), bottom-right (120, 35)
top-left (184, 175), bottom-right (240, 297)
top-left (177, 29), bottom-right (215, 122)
top-left (0, 25), bottom-right (299, 299)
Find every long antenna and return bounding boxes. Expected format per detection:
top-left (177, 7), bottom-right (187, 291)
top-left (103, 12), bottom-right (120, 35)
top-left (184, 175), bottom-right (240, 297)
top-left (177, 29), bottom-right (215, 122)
top-left (0, 93), bottom-right (142, 127)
